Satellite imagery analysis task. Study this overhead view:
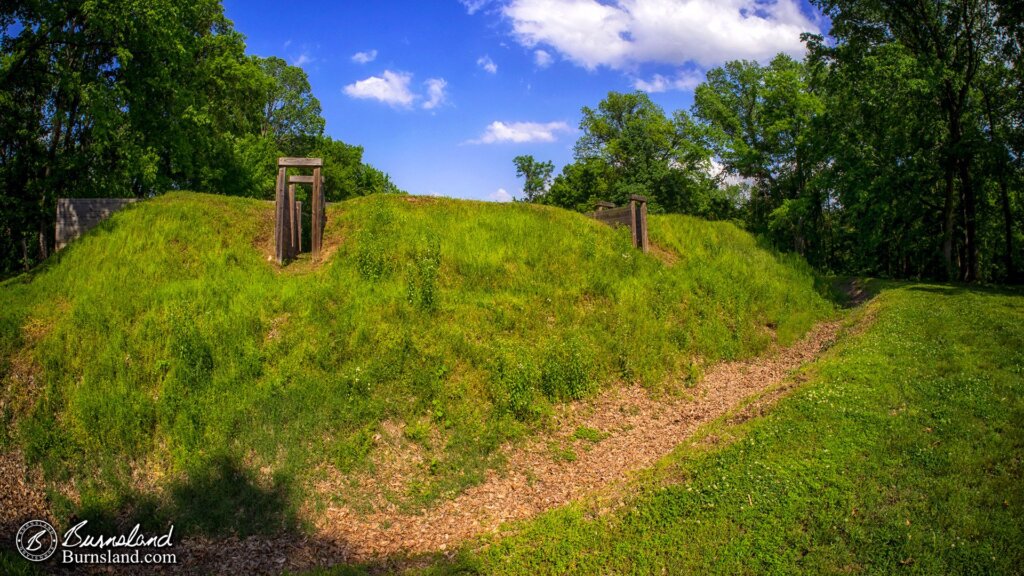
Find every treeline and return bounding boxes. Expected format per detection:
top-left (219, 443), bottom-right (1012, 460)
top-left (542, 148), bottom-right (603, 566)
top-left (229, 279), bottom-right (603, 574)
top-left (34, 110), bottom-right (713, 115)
top-left (0, 0), bottom-right (401, 274)
top-left (519, 0), bottom-right (1022, 283)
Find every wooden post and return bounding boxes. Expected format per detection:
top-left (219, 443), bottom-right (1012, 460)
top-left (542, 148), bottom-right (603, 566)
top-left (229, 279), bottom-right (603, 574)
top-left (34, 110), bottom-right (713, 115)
top-left (639, 199), bottom-right (648, 253)
top-left (311, 167), bottom-right (323, 260)
top-left (320, 176), bottom-right (326, 247)
top-left (629, 194), bottom-right (648, 253)
top-left (296, 201), bottom-right (303, 253)
top-left (274, 167), bottom-right (288, 264)
top-left (629, 199), bottom-right (637, 248)
top-left (288, 184), bottom-right (298, 258)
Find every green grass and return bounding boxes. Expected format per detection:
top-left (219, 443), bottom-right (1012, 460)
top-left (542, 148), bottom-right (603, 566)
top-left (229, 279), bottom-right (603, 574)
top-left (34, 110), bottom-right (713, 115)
top-left (409, 283), bottom-right (1024, 575)
top-left (572, 426), bottom-right (608, 443)
top-left (0, 191), bottom-right (829, 533)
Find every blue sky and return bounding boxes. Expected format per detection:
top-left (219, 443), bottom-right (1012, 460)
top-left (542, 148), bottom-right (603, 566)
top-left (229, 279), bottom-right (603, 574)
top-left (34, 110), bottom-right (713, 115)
top-left (222, 0), bottom-right (826, 201)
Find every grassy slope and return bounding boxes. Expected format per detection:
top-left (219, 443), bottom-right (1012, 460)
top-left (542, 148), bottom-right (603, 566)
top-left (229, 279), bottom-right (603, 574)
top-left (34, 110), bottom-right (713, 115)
top-left (412, 284), bottom-right (1024, 575)
top-left (0, 192), bottom-right (829, 532)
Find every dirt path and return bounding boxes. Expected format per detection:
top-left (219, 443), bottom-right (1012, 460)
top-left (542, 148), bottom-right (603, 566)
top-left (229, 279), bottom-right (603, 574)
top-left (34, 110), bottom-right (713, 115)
top-left (309, 318), bottom-right (844, 561)
top-left (4, 316), bottom-right (848, 575)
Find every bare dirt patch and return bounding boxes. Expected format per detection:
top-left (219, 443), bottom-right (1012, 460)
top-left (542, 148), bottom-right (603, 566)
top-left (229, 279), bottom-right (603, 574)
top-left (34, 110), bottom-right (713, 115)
top-left (648, 243), bottom-right (679, 266)
top-left (0, 450), bottom-right (54, 542)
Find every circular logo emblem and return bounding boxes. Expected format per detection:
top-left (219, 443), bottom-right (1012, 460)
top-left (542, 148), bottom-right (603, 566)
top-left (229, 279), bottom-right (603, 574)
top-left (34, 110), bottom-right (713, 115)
top-left (16, 519), bottom-right (58, 562)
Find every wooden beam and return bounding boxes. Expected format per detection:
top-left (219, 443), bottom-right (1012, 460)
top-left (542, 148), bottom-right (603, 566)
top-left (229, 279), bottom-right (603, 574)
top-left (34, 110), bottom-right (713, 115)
top-left (312, 166), bottom-right (323, 260)
top-left (288, 184), bottom-right (298, 258)
top-left (638, 199), bottom-right (649, 252)
top-left (277, 157), bottom-right (323, 168)
top-left (630, 195), bottom-right (649, 252)
top-left (296, 201), bottom-right (303, 253)
top-left (592, 205), bottom-right (632, 221)
top-left (274, 167), bottom-right (288, 264)
top-left (288, 174), bottom-right (322, 184)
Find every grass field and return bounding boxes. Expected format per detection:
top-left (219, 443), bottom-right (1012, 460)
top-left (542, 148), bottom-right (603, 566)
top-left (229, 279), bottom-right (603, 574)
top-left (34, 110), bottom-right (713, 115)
top-left (401, 283), bottom-right (1024, 575)
top-left (0, 191), bottom-right (829, 535)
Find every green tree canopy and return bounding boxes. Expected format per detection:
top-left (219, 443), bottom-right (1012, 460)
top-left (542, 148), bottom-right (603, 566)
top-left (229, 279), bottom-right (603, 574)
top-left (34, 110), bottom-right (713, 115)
top-left (513, 155), bottom-right (554, 202)
top-left (255, 56), bottom-right (325, 150)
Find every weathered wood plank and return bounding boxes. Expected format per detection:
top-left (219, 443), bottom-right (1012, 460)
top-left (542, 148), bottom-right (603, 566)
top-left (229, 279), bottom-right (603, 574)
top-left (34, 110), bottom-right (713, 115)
top-left (635, 198), bottom-right (649, 252)
top-left (288, 174), bottom-right (323, 184)
top-left (278, 157), bottom-right (323, 168)
top-left (275, 167), bottom-right (288, 264)
top-left (296, 201), bottom-right (303, 253)
top-left (288, 184), bottom-right (298, 258)
top-left (311, 166), bottom-right (323, 260)
top-left (593, 205), bottom-right (631, 218)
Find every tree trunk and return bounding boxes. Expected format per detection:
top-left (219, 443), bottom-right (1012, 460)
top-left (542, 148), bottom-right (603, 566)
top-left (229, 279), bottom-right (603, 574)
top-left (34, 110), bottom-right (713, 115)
top-left (959, 155), bottom-right (979, 282)
top-left (981, 87), bottom-right (1016, 280)
top-left (942, 163), bottom-right (957, 280)
top-left (998, 177), bottom-right (1016, 281)
top-left (21, 236), bottom-right (28, 271)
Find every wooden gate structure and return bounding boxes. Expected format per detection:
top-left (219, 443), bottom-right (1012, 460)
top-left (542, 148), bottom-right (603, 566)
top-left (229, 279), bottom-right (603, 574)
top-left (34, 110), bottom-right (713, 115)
top-left (590, 194), bottom-right (649, 252)
top-left (275, 157), bottom-right (324, 264)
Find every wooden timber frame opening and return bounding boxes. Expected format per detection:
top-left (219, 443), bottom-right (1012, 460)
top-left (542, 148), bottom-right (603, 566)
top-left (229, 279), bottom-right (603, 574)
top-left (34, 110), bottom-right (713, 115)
top-left (590, 194), bottom-right (649, 252)
top-left (275, 157), bottom-right (325, 264)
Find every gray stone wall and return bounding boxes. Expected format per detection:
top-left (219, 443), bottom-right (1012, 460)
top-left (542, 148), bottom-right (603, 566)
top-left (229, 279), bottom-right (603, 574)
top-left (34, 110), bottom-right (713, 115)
top-left (55, 198), bottom-right (138, 250)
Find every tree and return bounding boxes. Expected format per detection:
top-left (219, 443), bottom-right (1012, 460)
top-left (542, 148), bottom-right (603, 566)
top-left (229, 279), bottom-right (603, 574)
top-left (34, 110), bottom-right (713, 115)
top-left (575, 91), bottom-right (676, 206)
top-left (561, 91), bottom-right (722, 215)
top-left (811, 0), bottom-right (1003, 280)
top-left (693, 55), bottom-right (825, 257)
top-left (255, 56), bottom-right (325, 151)
top-left (543, 158), bottom-right (612, 212)
top-left (513, 155), bottom-right (554, 202)
top-left (810, 39), bottom-right (949, 277)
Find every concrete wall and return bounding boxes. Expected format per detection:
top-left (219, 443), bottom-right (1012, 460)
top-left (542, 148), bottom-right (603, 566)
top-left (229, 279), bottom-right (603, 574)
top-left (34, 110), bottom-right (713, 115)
top-left (55, 198), bottom-right (138, 250)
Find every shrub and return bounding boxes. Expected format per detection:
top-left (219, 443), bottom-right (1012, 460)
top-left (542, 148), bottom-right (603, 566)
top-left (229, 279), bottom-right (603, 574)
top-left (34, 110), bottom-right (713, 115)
top-left (490, 348), bottom-right (542, 421)
top-left (540, 335), bottom-right (594, 401)
top-left (406, 233), bottom-right (441, 311)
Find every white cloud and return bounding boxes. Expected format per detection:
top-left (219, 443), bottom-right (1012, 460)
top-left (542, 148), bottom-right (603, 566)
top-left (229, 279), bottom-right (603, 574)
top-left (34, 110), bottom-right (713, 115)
top-left (534, 49), bottom-right (553, 68)
top-left (477, 55), bottom-right (498, 74)
top-left (633, 70), bottom-right (703, 92)
top-left (343, 71), bottom-right (416, 107)
top-left (468, 121), bottom-right (573, 144)
top-left (502, 0), bottom-right (819, 70)
top-left (422, 78), bottom-right (448, 110)
top-left (461, 0), bottom-right (492, 14)
top-left (344, 72), bottom-right (449, 110)
top-left (292, 52), bottom-right (313, 67)
top-left (351, 49), bottom-right (378, 64)
top-left (489, 188), bottom-right (515, 202)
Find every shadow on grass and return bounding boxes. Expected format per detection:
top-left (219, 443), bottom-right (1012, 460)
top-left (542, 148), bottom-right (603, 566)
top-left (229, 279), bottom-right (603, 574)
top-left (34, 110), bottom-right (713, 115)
top-left (827, 276), bottom-right (883, 308)
top-left (168, 453), bottom-right (300, 537)
top-left (905, 282), bottom-right (1024, 297)
top-left (64, 452), bottom-right (299, 539)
